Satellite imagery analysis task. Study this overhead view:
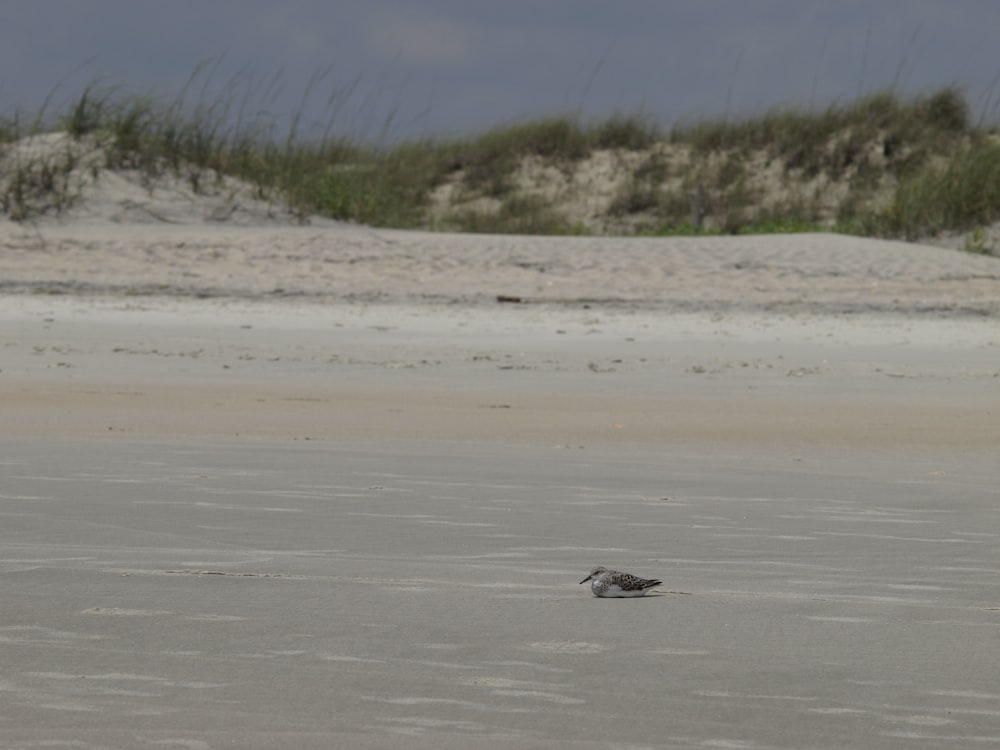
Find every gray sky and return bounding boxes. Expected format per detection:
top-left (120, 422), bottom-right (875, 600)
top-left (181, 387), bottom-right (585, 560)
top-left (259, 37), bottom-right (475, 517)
top-left (3, 0), bottom-right (1000, 141)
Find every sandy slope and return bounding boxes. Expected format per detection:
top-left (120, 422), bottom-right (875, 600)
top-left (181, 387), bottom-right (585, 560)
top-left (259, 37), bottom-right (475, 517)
top-left (3, 221), bottom-right (1000, 314)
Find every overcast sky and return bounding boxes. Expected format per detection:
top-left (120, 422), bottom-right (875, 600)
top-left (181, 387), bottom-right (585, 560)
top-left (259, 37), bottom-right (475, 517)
top-left (3, 1), bottom-right (1000, 141)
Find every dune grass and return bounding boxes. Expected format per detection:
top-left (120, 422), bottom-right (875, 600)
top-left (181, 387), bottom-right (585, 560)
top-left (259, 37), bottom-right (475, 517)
top-left (1, 68), bottom-right (997, 249)
top-left (886, 139), bottom-right (1000, 239)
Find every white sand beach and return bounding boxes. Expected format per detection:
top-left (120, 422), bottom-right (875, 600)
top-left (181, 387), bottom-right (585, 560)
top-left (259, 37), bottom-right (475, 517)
top-left (2, 179), bottom-right (1000, 747)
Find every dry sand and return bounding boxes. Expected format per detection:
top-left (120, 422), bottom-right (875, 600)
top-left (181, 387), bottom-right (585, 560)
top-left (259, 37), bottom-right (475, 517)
top-left (2, 201), bottom-right (1000, 748)
top-left (5, 220), bottom-right (1000, 313)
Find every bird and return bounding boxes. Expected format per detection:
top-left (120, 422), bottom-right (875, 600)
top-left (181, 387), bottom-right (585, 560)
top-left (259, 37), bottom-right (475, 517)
top-left (579, 566), bottom-right (662, 598)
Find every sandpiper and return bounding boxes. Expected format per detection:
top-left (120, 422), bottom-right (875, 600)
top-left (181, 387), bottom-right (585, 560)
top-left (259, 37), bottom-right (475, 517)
top-left (579, 566), bottom-right (661, 598)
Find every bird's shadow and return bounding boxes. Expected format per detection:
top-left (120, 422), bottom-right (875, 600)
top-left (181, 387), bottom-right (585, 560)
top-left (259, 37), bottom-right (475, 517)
top-left (593, 590), bottom-right (692, 600)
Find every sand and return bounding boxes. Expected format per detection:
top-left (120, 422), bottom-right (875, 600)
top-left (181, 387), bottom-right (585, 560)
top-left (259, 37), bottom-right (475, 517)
top-left (2, 201), bottom-right (1000, 748)
top-left (5, 220), bottom-right (1000, 313)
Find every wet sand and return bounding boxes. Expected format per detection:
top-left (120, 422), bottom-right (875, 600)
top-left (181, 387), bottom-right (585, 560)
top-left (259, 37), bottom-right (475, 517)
top-left (2, 433), bottom-right (998, 749)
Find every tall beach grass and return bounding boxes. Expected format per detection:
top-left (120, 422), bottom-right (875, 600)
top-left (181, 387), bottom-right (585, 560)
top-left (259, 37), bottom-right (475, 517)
top-left (1, 65), bottom-right (998, 248)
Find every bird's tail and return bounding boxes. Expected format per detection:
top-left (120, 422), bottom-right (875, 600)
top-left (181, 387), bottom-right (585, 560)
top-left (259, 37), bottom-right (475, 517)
top-left (644, 579), bottom-right (663, 589)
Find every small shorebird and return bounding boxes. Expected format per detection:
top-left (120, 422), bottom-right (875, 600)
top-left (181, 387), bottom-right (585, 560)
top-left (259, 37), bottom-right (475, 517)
top-left (579, 566), bottom-right (662, 598)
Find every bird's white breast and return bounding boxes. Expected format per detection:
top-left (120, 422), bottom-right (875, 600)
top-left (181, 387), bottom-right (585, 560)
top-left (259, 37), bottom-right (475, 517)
top-left (594, 583), bottom-right (647, 598)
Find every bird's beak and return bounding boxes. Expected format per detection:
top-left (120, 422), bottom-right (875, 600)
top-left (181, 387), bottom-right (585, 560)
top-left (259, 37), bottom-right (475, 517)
top-left (579, 575), bottom-right (592, 584)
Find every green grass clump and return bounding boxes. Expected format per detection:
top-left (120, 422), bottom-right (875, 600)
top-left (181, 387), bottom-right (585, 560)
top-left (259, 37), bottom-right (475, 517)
top-left (447, 117), bottom-right (589, 196)
top-left (447, 194), bottom-right (577, 235)
top-left (591, 114), bottom-right (661, 151)
top-left (672, 88), bottom-right (968, 176)
top-left (288, 140), bottom-right (448, 226)
top-left (961, 226), bottom-right (998, 255)
top-left (885, 140), bottom-right (1000, 239)
top-left (428, 113), bottom-right (660, 201)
